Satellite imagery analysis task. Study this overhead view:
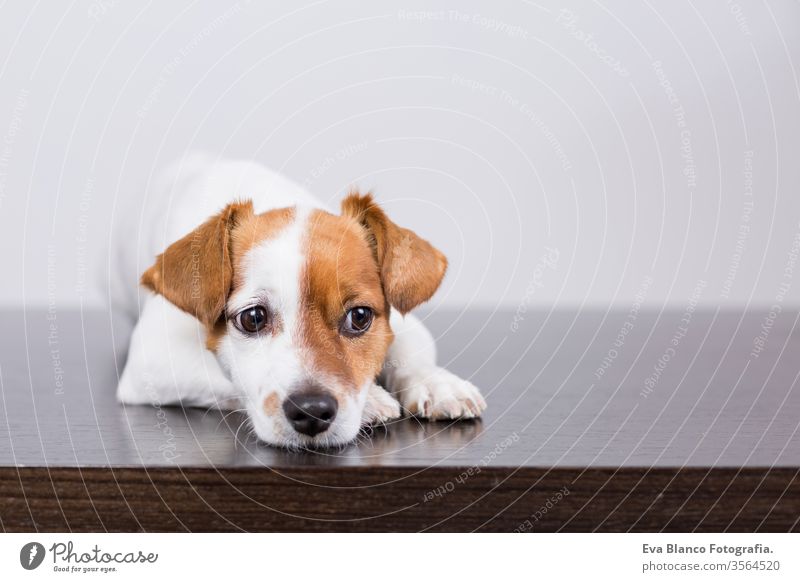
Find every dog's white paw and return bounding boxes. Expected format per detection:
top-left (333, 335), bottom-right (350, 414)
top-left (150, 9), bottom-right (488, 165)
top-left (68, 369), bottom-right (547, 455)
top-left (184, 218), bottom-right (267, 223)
top-left (391, 366), bottom-right (486, 420)
top-left (362, 383), bottom-right (402, 425)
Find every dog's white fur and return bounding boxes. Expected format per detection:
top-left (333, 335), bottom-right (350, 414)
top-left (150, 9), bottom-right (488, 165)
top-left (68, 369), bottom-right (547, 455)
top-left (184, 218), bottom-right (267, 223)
top-left (112, 155), bottom-right (485, 448)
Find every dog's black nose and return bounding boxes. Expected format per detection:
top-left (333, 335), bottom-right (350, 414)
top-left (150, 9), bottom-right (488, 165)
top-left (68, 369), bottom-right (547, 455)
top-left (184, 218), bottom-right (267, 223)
top-left (282, 390), bottom-right (338, 436)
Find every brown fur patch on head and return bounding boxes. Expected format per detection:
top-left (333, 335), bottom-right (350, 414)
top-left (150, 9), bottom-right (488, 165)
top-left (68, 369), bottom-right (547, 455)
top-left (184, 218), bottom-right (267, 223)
top-left (297, 210), bottom-right (394, 390)
top-left (204, 317), bottom-right (229, 352)
top-left (141, 200), bottom-right (254, 327)
top-left (340, 192), bottom-right (447, 314)
top-left (142, 203), bottom-right (296, 352)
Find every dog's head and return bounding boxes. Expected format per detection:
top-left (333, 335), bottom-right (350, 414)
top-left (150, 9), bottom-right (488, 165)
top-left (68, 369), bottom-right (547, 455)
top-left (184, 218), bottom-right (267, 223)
top-left (141, 194), bottom-right (446, 448)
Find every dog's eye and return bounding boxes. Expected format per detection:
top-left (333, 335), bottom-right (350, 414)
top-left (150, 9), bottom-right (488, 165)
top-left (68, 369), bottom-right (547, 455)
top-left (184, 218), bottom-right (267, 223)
top-left (237, 306), bottom-right (269, 334)
top-left (341, 307), bottom-right (373, 337)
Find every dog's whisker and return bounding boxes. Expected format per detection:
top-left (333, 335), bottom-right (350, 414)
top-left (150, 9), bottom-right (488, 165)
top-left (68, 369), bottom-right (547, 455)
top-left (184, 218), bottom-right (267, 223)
top-left (215, 408), bottom-right (248, 431)
top-left (233, 416), bottom-right (253, 448)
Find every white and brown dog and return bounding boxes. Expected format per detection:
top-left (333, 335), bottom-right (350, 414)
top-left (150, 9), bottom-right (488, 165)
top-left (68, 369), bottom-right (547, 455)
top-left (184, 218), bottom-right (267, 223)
top-left (113, 155), bottom-right (485, 448)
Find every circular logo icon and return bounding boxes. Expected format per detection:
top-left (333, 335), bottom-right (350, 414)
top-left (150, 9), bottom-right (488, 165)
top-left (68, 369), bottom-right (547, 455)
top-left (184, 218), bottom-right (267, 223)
top-left (20, 542), bottom-right (45, 570)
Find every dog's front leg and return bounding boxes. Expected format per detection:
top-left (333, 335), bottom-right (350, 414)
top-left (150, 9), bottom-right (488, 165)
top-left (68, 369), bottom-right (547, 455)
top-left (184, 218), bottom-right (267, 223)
top-left (362, 382), bottom-right (402, 425)
top-left (380, 310), bottom-right (486, 420)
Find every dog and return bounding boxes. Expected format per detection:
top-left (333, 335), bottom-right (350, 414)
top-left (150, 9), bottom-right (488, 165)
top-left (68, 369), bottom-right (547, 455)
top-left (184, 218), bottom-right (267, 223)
top-left (112, 154), bottom-right (485, 448)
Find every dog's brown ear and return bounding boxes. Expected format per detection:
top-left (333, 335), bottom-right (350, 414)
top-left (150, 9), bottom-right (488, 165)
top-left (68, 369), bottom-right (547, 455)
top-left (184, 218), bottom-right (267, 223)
top-left (342, 192), bottom-right (447, 314)
top-left (141, 200), bottom-right (254, 326)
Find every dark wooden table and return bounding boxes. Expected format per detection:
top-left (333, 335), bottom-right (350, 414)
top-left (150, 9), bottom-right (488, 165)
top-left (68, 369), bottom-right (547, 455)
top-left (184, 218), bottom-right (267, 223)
top-left (1, 308), bottom-right (798, 531)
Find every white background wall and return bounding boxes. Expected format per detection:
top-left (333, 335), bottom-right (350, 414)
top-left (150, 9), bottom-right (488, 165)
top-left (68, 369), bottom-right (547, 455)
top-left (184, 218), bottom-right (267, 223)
top-left (0, 0), bottom-right (798, 312)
